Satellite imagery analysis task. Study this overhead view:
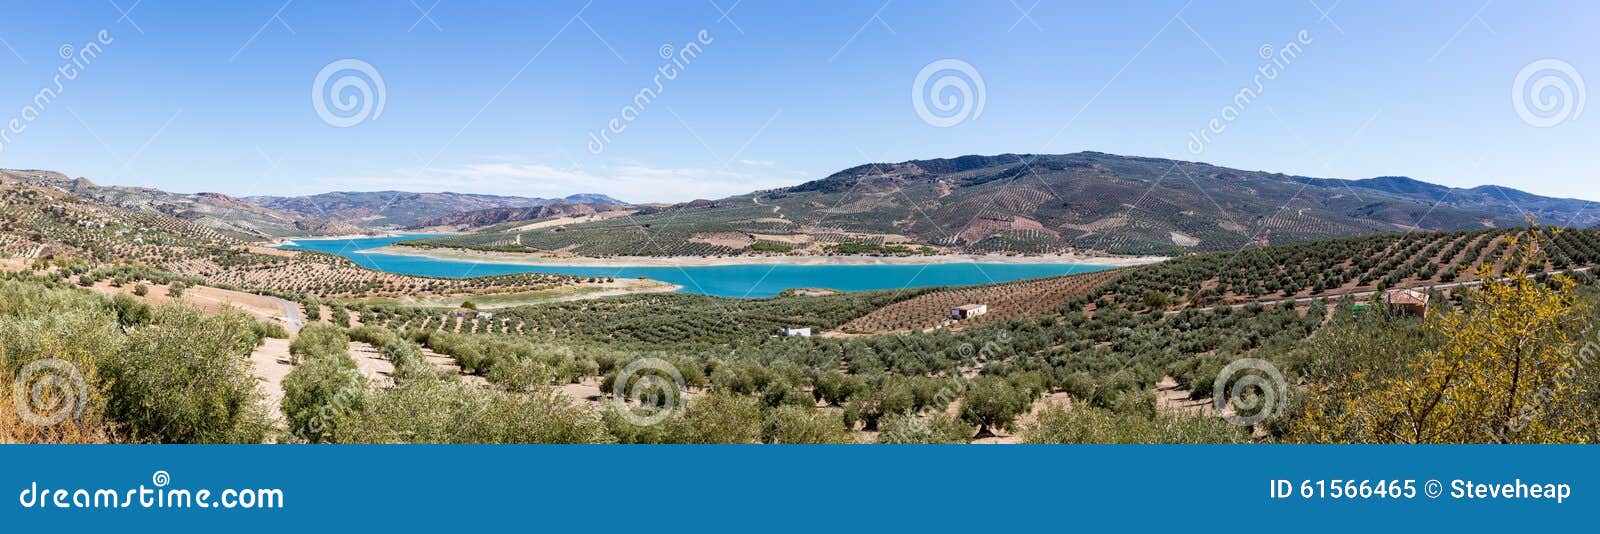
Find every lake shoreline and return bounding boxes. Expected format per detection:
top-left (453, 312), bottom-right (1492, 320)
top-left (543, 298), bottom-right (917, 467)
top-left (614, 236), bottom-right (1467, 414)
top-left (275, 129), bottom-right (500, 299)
top-left (360, 244), bottom-right (1169, 268)
top-left (276, 236), bottom-right (1150, 298)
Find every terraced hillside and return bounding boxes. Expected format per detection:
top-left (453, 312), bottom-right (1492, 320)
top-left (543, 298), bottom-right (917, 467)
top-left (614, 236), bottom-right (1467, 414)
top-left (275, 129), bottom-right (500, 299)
top-left (1085, 227), bottom-right (1600, 312)
top-left (839, 269), bottom-right (1124, 333)
top-left (827, 226), bottom-right (1600, 334)
top-left (357, 289), bottom-right (933, 344)
top-left (0, 169), bottom-right (342, 239)
top-left (0, 178), bottom-right (595, 299)
top-left (401, 152), bottom-right (1594, 257)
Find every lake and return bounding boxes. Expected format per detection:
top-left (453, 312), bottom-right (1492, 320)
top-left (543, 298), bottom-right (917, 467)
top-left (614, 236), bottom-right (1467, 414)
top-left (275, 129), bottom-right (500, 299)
top-left (281, 235), bottom-right (1116, 298)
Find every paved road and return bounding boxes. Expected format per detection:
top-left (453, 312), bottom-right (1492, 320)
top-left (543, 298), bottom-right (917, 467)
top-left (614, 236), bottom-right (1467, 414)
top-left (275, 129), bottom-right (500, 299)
top-left (271, 297), bottom-right (303, 330)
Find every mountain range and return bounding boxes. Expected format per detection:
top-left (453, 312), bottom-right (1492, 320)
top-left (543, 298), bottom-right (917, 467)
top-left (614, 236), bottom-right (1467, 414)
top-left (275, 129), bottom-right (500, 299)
top-left (243, 191), bottom-right (627, 229)
top-left (0, 169), bottom-right (626, 238)
top-left (6, 153), bottom-right (1596, 255)
top-left (411, 152), bottom-right (1600, 256)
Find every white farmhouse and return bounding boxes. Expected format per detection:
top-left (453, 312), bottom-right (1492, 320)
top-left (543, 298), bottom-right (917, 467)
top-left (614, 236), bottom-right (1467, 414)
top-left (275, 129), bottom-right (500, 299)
top-left (951, 304), bottom-right (988, 321)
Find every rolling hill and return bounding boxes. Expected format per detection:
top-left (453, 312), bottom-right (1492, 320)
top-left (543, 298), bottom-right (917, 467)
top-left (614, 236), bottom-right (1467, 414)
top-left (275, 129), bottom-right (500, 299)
top-left (1296, 175), bottom-right (1600, 228)
top-left (244, 191), bottom-right (627, 228)
top-left (0, 175), bottom-right (592, 298)
top-left (0, 169), bottom-right (339, 239)
top-left (404, 152), bottom-right (1597, 256)
top-left (408, 202), bottom-right (630, 230)
top-left (1, 168), bottom-right (631, 239)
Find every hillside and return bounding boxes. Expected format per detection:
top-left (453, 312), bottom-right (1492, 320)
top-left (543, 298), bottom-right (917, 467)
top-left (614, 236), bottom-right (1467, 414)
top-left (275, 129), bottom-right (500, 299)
top-left (3, 169), bottom-right (632, 238)
top-left (246, 191), bottom-right (627, 228)
top-left (0, 169), bottom-right (329, 239)
top-left (401, 152), bottom-right (1586, 257)
top-left (0, 177), bottom-right (595, 299)
top-left (1297, 175), bottom-right (1600, 228)
top-left (409, 201), bottom-right (630, 230)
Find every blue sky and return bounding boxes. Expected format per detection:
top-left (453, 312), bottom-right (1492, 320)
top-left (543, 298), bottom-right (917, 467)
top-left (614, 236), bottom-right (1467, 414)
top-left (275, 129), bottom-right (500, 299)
top-left (0, 0), bottom-right (1594, 202)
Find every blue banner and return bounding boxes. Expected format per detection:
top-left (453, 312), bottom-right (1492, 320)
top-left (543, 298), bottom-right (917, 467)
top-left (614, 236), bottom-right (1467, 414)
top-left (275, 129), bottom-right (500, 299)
top-left (0, 445), bottom-right (1587, 531)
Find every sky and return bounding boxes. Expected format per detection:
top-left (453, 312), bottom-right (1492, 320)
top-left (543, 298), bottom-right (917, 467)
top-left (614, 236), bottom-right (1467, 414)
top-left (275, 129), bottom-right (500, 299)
top-left (0, 0), bottom-right (1594, 203)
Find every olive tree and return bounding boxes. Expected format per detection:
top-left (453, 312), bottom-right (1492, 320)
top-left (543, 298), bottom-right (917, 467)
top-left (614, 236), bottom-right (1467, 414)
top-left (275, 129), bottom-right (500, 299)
top-left (960, 376), bottom-right (1032, 438)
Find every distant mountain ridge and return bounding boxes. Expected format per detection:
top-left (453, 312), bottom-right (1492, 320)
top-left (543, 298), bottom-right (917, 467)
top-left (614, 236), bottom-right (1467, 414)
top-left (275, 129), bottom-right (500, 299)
top-left (410, 202), bottom-right (629, 229)
top-left (2, 169), bottom-right (630, 238)
top-left (1295, 175), bottom-right (1600, 228)
top-left (408, 152), bottom-right (1597, 256)
top-left (0, 169), bottom-right (346, 239)
top-left (9, 153), bottom-right (1593, 254)
top-left (242, 191), bottom-right (627, 228)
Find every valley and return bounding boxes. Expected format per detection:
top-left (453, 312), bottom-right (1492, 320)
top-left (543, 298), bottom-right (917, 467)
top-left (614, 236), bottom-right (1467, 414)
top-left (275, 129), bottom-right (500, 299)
top-left (4, 153), bottom-right (1600, 445)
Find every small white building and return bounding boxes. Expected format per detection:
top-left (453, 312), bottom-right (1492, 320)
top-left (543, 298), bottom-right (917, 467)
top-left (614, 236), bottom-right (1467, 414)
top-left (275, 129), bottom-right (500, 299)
top-left (951, 304), bottom-right (988, 320)
top-left (780, 327), bottom-right (812, 338)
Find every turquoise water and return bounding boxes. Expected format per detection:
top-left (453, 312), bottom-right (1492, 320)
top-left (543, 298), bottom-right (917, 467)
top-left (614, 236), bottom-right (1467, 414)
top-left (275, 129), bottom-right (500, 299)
top-left (282, 235), bottom-right (1115, 298)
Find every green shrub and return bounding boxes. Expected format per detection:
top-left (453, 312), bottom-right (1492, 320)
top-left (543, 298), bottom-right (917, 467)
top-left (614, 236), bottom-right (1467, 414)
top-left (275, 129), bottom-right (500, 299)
top-left (99, 306), bottom-right (271, 443)
top-left (960, 376), bottom-right (1031, 438)
top-left (761, 405), bottom-right (854, 444)
top-left (251, 319), bottom-right (289, 340)
top-left (0, 284), bottom-right (121, 442)
top-left (485, 357), bottom-right (553, 392)
top-left (848, 378), bottom-right (914, 431)
top-left (290, 322), bottom-right (348, 363)
top-left (282, 352), bottom-right (366, 442)
top-left (335, 379), bottom-right (610, 444)
top-left (877, 412), bottom-right (973, 444)
top-left (1023, 406), bottom-right (1249, 444)
top-left (110, 292), bottom-right (151, 327)
top-left (664, 391), bottom-right (761, 444)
